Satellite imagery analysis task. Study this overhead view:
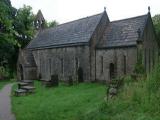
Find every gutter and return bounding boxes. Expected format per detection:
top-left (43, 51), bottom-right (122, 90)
top-left (27, 42), bottom-right (89, 50)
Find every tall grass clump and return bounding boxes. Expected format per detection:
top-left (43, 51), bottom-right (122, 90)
top-left (147, 64), bottom-right (160, 94)
top-left (12, 64), bottom-right (160, 120)
top-left (80, 64), bottom-right (160, 120)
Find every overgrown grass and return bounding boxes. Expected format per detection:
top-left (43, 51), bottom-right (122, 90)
top-left (12, 65), bottom-right (160, 120)
top-left (12, 82), bottom-right (106, 120)
top-left (80, 66), bottom-right (160, 120)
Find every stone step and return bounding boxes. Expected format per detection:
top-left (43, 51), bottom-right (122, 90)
top-left (14, 89), bottom-right (27, 96)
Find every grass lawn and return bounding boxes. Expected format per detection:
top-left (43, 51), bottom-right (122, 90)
top-left (12, 65), bottom-right (160, 120)
top-left (12, 81), bottom-right (106, 120)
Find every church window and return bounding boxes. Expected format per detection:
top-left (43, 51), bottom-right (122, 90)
top-left (123, 55), bottom-right (127, 74)
top-left (144, 49), bottom-right (147, 70)
top-left (61, 58), bottom-right (64, 74)
top-left (75, 57), bottom-right (79, 72)
top-left (40, 59), bottom-right (42, 73)
top-left (152, 49), bottom-right (155, 68)
top-left (109, 63), bottom-right (115, 79)
top-left (49, 59), bottom-right (51, 75)
top-left (101, 56), bottom-right (103, 74)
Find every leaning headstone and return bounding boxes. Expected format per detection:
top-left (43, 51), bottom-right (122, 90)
top-left (51, 74), bottom-right (59, 86)
top-left (109, 87), bottom-right (117, 96)
top-left (106, 84), bottom-right (118, 101)
top-left (68, 76), bottom-right (73, 86)
top-left (109, 87), bottom-right (117, 99)
top-left (38, 73), bottom-right (42, 80)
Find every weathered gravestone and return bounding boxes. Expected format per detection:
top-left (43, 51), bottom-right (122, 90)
top-left (51, 74), bottom-right (59, 87)
top-left (68, 76), bottom-right (73, 86)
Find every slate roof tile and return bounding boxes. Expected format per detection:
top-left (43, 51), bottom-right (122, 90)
top-left (27, 12), bottom-right (148, 49)
top-left (97, 14), bottom-right (148, 48)
top-left (27, 13), bottom-right (103, 49)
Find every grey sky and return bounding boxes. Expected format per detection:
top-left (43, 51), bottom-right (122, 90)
top-left (10, 0), bottom-right (160, 24)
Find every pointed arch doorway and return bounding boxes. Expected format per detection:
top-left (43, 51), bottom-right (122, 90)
top-left (19, 64), bottom-right (24, 80)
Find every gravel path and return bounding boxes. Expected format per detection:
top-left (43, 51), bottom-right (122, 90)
top-left (0, 83), bottom-right (15, 120)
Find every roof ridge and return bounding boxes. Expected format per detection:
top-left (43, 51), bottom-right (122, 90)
top-left (28, 11), bottom-right (104, 49)
top-left (111, 14), bottom-right (148, 23)
top-left (57, 12), bottom-right (103, 26)
top-left (43, 12), bottom-right (103, 32)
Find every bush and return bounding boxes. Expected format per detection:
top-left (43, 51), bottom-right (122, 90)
top-left (134, 63), bottom-right (145, 74)
top-left (123, 76), bottom-right (133, 84)
top-left (0, 66), bottom-right (10, 80)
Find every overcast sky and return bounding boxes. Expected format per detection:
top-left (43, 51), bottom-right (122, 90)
top-left (10, 0), bottom-right (160, 24)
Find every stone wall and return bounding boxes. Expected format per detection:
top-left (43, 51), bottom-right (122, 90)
top-left (22, 66), bottom-right (37, 80)
top-left (17, 49), bottom-right (37, 80)
top-left (96, 47), bottom-right (137, 82)
top-left (90, 12), bottom-right (110, 82)
top-left (32, 45), bottom-right (90, 82)
top-left (18, 13), bottom-right (158, 83)
top-left (142, 14), bottom-right (159, 73)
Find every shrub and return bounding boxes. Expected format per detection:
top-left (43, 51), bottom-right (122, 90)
top-left (123, 76), bottom-right (133, 84)
top-left (0, 66), bottom-right (10, 80)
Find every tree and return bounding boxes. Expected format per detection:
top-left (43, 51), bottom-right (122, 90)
top-left (0, 2), bottom-right (59, 78)
top-left (13, 5), bottom-right (35, 48)
top-left (152, 14), bottom-right (160, 47)
top-left (0, 34), bottom-right (15, 66)
top-left (47, 20), bottom-right (59, 28)
top-left (0, 0), bottom-right (15, 32)
top-left (0, 0), bottom-right (16, 64)
top-left (0, 0), bottom-right (17, 77)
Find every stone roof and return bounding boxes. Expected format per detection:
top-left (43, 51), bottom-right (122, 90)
top-left (97, 14), bottom-right (148, 48)
top-left (27, 12), bottom-right (104, 49)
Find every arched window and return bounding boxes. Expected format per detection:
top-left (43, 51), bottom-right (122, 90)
top-left (144, 49), bottom-right (147, 70)
top-left (40, 59), bottom-right (42, 73)
top-left (109, 63), bottom-right (115, 80)
top-left (149, 49), bottom-right (151, 72)
top-left (61, 58), bottom-right (64, 74)
top-left (19, 64), bottom-right (23, 80)
top-left (49, 59), bottom-right (51, 75)
top-left (75, 57), bottom-right (79, 72)
top-left (123, 55), bottom-right (127, 75)
top-left (101, 56), bottom-right (104, 74)
top-left (152, 49), bottom-right (155, 68)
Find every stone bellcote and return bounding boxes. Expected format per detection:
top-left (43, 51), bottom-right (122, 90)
top-left (34, 10), bottom-right (45, 30)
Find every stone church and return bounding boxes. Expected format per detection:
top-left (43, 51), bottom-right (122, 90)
top-left (17, 8), bottom-right (158, 83)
